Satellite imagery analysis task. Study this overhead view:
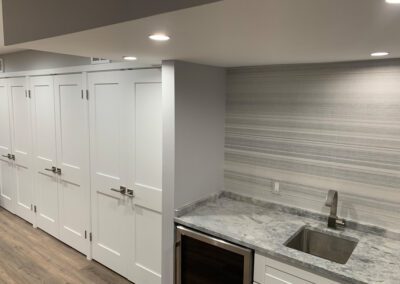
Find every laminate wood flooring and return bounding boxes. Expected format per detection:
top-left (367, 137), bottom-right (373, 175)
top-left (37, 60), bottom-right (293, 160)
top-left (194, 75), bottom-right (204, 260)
top-left (0, 207), bottom-right (133, 284)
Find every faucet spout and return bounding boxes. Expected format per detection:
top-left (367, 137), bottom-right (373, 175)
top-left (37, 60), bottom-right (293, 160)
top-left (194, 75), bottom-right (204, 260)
top-left (325, 190), bottom-right (345, 229)
top-left (325, 190), bottom-right (338, 217)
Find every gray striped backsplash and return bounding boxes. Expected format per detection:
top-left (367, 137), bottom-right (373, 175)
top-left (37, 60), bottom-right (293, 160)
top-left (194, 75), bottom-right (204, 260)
top-left (225, 59), bottom-right (400, 230)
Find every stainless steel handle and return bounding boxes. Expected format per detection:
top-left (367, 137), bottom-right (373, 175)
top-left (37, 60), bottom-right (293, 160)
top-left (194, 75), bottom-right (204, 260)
top-left (56, 168), bottom-right (62, 175)
top-left (124, 188), bottom-right (135, 198)
top-left (44, 166), bottom-right (57, 173)
top-left (110, 186), bottom-right (135, 198)
top-left (1, 154), bottom-right (14, 160)
top-left (110, 186), bottom-right (127, 195)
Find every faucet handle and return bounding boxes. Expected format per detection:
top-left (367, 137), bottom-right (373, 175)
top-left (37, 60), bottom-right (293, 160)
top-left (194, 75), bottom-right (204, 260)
top-left (336, 218), bottom-right (346, 229)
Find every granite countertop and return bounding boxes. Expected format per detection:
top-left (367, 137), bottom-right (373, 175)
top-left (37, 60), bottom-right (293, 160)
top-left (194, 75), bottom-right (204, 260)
top-left (174, 193), bottom-right (400, 284)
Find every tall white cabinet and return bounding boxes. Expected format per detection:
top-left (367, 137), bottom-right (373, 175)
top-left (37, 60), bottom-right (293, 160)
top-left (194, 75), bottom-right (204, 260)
top-left (54, 74), bottom-right (91, 256)
top-left (89, 70), bottom-right (162, 283)
top-left (0, 79), bottom-right (15, 214)
top-left (0, 77), bottom-right (35, 223)
top-left (9, 77), bottom-right (35, 224)
top-left (30, 74), bottom-right (90, 254)
top-left (31, 75), bottom-right (59, 236)
top-left (0, 68), bottom-right (163, 284)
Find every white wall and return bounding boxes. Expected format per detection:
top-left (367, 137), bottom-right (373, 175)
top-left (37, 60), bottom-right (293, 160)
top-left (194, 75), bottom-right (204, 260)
top-left (162, 60), bottom-right (226, 284)
top-left (174, 61), bottom-right (226, 208)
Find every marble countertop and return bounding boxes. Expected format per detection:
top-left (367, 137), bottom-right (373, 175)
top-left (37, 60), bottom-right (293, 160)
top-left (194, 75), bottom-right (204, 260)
top-left (174, 193), bottom-right (400, 284)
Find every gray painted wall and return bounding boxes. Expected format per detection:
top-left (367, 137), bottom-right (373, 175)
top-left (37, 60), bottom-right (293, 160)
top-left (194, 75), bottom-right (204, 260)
top-left (1, 50), bottom-right (90, 72)
top-left (174, 61), bottom-right (226, 208)
top-left (225, 59), bottom-right (400, 230)
top-left (2, 0), bottom-right (221, 45)
top-left (162, 60), bottom-right (226, 284)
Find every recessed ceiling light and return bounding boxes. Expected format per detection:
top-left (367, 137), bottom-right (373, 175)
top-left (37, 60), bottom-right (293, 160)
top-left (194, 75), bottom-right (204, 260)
top-left (386, 0), bottom-right (400, 4)
top-left (123, 56), bottom-right (137, 61)
top-left (370, 52), bottom-right (389, 57)
top-left (149, 34), bottom-right (170, 41)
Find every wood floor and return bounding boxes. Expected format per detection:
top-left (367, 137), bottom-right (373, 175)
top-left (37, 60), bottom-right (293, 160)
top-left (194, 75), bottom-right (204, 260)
top-left (0, 207), bottom-right (133, 284)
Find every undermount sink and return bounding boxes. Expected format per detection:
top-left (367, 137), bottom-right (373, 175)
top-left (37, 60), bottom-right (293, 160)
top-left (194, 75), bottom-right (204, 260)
top-left (284, 226), bottom-right (358, 264)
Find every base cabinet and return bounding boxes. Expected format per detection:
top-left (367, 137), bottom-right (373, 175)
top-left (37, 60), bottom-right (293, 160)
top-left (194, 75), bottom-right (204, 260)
top-left (254, 254), bottom-right (339, 284)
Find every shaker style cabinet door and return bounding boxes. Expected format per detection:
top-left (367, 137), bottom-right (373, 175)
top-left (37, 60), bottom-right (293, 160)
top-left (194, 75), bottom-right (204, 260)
top-left (9, 77), bottom-right (35, 224)
top-left (0, 79), bottom-right (16, 214)
top-left (129, 78), bottom-right (162, 284)
top-left (31, 76), bottom-right (60, 238)
top-left (54, 73), bottom-right (90, 255)
top-left (88, 70), bottom-right (133, 278)
top-left (88, 69), bottom-right (162, 284)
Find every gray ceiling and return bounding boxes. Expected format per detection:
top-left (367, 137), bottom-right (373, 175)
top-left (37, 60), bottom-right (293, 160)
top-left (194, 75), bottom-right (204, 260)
top-left (4, 0), bottom-right (400, 67)
top-left (2, 0), bottom-right (221, 45)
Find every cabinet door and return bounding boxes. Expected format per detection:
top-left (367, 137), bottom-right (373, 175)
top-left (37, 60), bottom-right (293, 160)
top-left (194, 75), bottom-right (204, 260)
top-left (129, 78), bottom-right (162, 284)
top-left (31, 76), bottom-right (59, 238)
top-left (89, 70), bottom-right (162, 282)
top-left (0, 79), bottom-right (16, 213)
top-left (54, 74), bottom-right (90, 255)
top-left (9, 77), bottom-right (35, 223)
top-left (88, 71), bottom-right (133, 278)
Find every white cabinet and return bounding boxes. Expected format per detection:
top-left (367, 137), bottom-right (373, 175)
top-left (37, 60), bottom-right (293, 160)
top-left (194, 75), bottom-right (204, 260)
top-left (254, 254), bottom-right (339, 284)
top-left (31, 75), bottom-right (59, 237)
top-left (54, 74), bottom-right (90, 255)
top-left (0, 79), bottom-right (16, 214)
top-left (0, 68), bottom-right (163, 283)
top-left (0, 77), bottom-right (35, 224)
top-left (31, 74), bottom-right (90, 254)
top-left (88, 69), bottom-right (162, 284)
top-left (9, 77), bottom-right (35, 224)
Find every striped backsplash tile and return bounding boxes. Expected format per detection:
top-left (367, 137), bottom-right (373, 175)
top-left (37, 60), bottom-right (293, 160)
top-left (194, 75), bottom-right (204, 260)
top-left (225, 60), bottom-right (400, 230)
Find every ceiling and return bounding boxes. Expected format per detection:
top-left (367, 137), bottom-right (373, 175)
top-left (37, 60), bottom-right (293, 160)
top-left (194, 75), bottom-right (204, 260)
top-left (0, 4), bottom-right (22, 54)
top-left (8, 0), bottom-right (400, 67)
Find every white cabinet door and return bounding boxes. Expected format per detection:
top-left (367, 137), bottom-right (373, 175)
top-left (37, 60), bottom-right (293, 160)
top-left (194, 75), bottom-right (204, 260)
top-left (31, 76), bottom-right (59, 238)
top-left (89, 69), bottom-right (162, 283)
top-left (89, 71), bottom-right (133, 277)
top-left (9, 77), bottom-right (35, 224)
top-left (0, 79), bottom-right (16, 213)
top-left (129, 81), bottom-right (162, 284)
top-left (54, 74), bottom-right (90, 255)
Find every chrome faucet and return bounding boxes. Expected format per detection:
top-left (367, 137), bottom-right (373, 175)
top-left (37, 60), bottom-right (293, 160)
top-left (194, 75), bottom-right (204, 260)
top-left (325, 190), bottom-right (346, 229)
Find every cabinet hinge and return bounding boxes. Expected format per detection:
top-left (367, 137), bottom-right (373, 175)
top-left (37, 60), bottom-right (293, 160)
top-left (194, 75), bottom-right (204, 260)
top-left (33, 205), bottom-right (37, 213)
top-left (89, 232), bottom-right (93, 242)
top-left (81, 90), bottom-right (84, 99)
top-left (28, 90), bottom-right (31, 99)
top-left (86, 90), bottom-right (89, 100)
top-left (84, 230), bottom-right (87, 239)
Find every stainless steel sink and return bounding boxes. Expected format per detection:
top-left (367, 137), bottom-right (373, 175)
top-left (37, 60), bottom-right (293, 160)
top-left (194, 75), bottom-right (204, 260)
top-left (284, 226), bottom-right (358, 264)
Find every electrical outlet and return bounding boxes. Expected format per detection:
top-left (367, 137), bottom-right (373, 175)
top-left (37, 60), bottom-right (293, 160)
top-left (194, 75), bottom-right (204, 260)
top-left (273, 181), bottom-right (280, 194)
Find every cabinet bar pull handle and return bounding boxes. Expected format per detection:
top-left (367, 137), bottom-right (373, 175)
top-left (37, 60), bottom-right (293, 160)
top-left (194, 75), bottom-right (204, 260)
top-left (110, 186), bottom-right (127, 194)
top-left (44, 166), bottom-right (57, 173)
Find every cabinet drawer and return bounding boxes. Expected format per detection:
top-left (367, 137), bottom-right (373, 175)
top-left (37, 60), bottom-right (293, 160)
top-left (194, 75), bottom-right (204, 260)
top-left (254, 254), bottom-right (339, 284)
top-left (265, 266), bottom-right (313, 284)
